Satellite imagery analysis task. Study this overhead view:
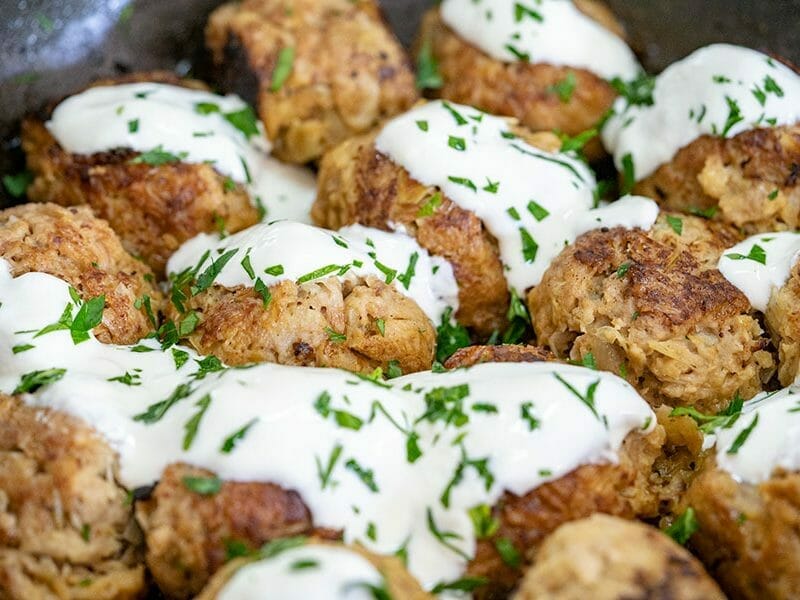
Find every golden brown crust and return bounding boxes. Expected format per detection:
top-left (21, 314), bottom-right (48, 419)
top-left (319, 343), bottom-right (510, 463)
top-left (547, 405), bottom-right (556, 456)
top-left (683, 464), bottom-right (800, 600)
top-left (416, 3), bottom-right (624, 160)
top-left (22, 117), bottom-right (259, 278)
top-left (0, 395), bottom-right (144, 599)
top-left (196, 540), bottom-right (433, 600)
top-left (136, 463), bottom-right (317, 599)
top-left (206, 0), bottom-right (418, 164)
top-left (169, 275), bottom-right (435, 374)
top-left (0, 203), bottom-right (161, 345)
top-left (528, 218), bottom-right (774, 412)
top-left (766, 260), bottom-right (800, 386)
top-left (514, 514), bottom-right (724, 600)
top-left (444, 344), bottom-right (553, 369)
top-left (636, 125), bottom-right (800, 234)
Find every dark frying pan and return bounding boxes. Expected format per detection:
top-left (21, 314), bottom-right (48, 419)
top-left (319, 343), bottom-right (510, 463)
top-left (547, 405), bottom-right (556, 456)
top-left (1, 0), bottom-right (799, 207)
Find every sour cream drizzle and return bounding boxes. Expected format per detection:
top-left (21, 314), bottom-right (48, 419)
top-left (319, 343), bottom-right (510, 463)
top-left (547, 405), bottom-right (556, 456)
top-left (166, 221), bottom-right (459, 325)
top-left (218, 545), bottom-right (385, 600)
top-left (717, 232), bottom-right (800, 312)
top-left (375, 101), bottom-right (658, 292)
top-left (46, 82), bottom-right (316, 223)
top-left (440, 0), bottom-right (639, 80)
top-left (0, 260), bottom-right (654, 589)
top-left (603, 44), bottom-right (800, 180)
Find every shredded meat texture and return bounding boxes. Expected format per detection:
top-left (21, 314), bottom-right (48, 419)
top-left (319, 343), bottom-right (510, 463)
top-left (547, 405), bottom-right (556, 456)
top-left (205, 0), bottom-right (418, 164)
top-left (136, 463), bottom-right (318, 599)
top-left (514, 514), bottom-right (724, 600)
top-left (313, 126), bottom-right (561, 336)
top-left (0, 395), bottom-right (144, 600)
top-left (635, 125), bottom-right (800, 234)
top-left (196, 541), bottom-right (433, 599)
top-left (21, 73), bottom-right (259, 277)
top-left (682, 462), bottom-right (800, 600)
top-left (444, 344), bottom-right (553, 369)
top-left (168, 275), bottom-right (436, 374)
top-left (528, 216), bottom-right (775, 412)
top-left (0, 203), bottom-right (162, 345)
top-left (416, 0), bottom-right (624, 161)
top-left (766, 260), bottom-right (800, 386)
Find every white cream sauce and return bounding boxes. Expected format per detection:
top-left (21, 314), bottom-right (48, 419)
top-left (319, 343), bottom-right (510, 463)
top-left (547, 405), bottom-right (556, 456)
top-left (0, 259), bottom-right (654, 589)
top-left (440, 0), bottom-right (640, 80)
top-left (710, 385), bottom-right (800, 485)
top-left (717, 232), bottom-right (800, 312)
top-left (46, 82), bottom-right (316, 223)
top-left (166, 221), bottom-right (459, 326)
top-left (218, 545), bottom-right (384, 600)
top-left (375, 100), bottom-right (658, 292)
top-left (603, 44), bottom-right (800, 180)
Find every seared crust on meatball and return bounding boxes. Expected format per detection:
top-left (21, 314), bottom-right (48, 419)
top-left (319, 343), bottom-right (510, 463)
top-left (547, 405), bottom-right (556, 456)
top-left (444, 344), bottom-right (553, 369)
top-left (636, 125), bottom-right (800, 234)
top-left (205, 0), bottom-right (418, 164)
top-left (168, 275), bottom-right (436, 374)
top-left (765, 260), bottom-right (800, 386)
top-left (0, 395), bottom-right (144, 599)
top-left (196, 541), bottom-right (432, 600)
top-left (528, 218), bottom-right (774, 412)
top-left (514, 514), bottom-right (724, 600)
top-left (0, 203), bottom-right (161, 345)
top-left (682, 462), bottom-right (800, 600)
top-left (416, 1), bottom-right (625, 160)
top-left (136, 463), bottom-right (317, 599)
top-left (313, 128), bottom-right (561, 336)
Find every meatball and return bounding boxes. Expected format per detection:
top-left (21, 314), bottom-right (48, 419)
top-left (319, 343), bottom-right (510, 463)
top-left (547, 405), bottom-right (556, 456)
top-left (766, 259), bottom-right (800, 386)
top-left (416, 0), bottom-right (628, 161)
top-left (167, 274), bottom-right (436, 375)
top-left (22, 73), bottom-right (260, 276)
top-left (0, 394), bottom-right (144, 599)
top-left (0, 203), bottom-right (161, 345)
top-left (514, 514), bottom-right (724, 600)
top-left (196, 541), bottom-right (432, 600)
top-left (444, 344), bottom-right (553, 369)
top-left (313, 127), bottom-right (563, 336)
top-left (528, 214), bottom-right (774, 412)
top-left (635, 125), bottom-right (800, 234)
top-left (205, 0), bottom-right (418, 164)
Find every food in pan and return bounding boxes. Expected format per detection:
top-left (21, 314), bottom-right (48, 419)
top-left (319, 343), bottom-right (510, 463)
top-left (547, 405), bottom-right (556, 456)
top-left (313, 100), bottom-right (658, 336)
top-left (164, 220), bottom-right (457, 373)
top-left (416, 0), bottom-right (638, 159)
top-left (21, 74), bottom-right (315, 274)
top-left (206, 0), bottom-right (418, 164)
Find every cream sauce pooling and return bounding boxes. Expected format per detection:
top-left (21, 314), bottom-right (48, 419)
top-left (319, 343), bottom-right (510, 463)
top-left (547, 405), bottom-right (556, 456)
top-left (166, 221), bottom-right (459, 325)
top-left (603, 44), bottom-right (800, 180)
top-left (46, 82), bottom-right (316, 223)
top-left (440, 0), bottom-right (640, 80)
top-left (375, 100), bottom-right (658, 292)
top-left (0, 260), bottom-right (655, 589)
top-left (218, 545), bottom-right (384, 600)
top-left (717, 232), bottom-right (800, 312)
top-left (712, 385), bottom-right (800, 485)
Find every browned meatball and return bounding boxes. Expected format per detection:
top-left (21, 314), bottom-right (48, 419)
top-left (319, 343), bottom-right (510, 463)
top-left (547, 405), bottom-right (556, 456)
top-left (167, 274), bottom-right (436, 375)
top-left (681, 462), bottom-right (800, 599)
top-left (514, 514), bottom-right (724, 600)
top-left (444, 344), bottom-right (553, 369)
top-left (21, 73), bottom-right (260, 276)
top-left (0, 394), bottom-right (144, 600)
top-left (528, 215), bottom-right (774, 412)
top-left (206, 0), bottom-right (418, 165)
top-left (313, 127), bottom-right (562, 336)
top-left (196, 541), bottom-right (432, 600)
top-left (764, 260), bottom-right (800, 386)
top-left (636, 125), bottom-right (800, 234)
top-left (416, 0), bottom-right (627, 161)
top-left (0, 203), bottom-right (162, 345)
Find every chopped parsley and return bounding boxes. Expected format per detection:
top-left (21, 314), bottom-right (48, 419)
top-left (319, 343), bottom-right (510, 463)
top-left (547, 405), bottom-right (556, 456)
top-left (270, 47), bottom-right (295, 92)
top-left (725, 244), bottom-right (767, 265)
top-left (468, 504), bottom-right (499, 539)
top-left (220, 418), bottom-right (258, 454)
top-left (324, 327), bottom-right (347, 344)
top-left (13, 368), bottom-right (67, 394)
top-left (133, 383), bottom-right (193, 424)
top-left (610, 72), bottom-right (656, 107)
top-left (448, 175), bottom-right (477, 192)
top-left (183, 394), bottom-right (212, 450)
top-left (448, 135), bottom-right (466, 151)
top-left (129, 145), bottom-right (188, 165)
top-left (495, 537), bottom-right (521, 568)
top-left (224, 106), bottom-right (259, 139)
top-left (127, 118), bottom-right (139, 133)
top-left (191, 249), bottom-right (239, 295)
top-left (12, 343), bottom-right (34, 354)
top-left (435, 307), bottom-right (471, 363)
top-left (182, 475), bottom-right (222, 496)
top-left (316, 443), bottom-right (343, 490)
top-left (520, 401), bottom-right (540, 431)
top-left (727, 413), bottom-right (759, 455)
top-left (2, 171), bottom-right (33, 197)
top-left (664, 507), bottom-right (699, 545)
top-left (416, 39), bottom-right (443, 90)
top-left (345, 458), bottom-right (379, 492)
top-left (666, 215), bottom-right (683, 236)
top-left (554, 373), bottom-right (601, 421)
top-left (547, 71), bottom-right (577, 103)
top-left (620, 153), bottom-right (636, 194)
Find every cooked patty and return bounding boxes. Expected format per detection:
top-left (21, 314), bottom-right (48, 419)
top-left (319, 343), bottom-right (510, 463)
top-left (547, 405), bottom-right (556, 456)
top-left (444, 344), bottom-right (553, 369)
top-left (0, 203), bottom-right (162, 345)
top-left (528, 215), bottom-right (775, 412)
top-left (206, 0), bottom-right (418, 164)
top-left (514, 514), bottom-right (724, 600)
top-left (764, 259), bottom-right (800, 386)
